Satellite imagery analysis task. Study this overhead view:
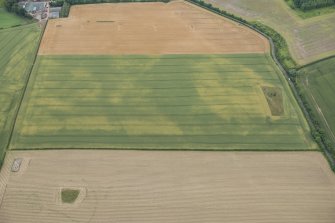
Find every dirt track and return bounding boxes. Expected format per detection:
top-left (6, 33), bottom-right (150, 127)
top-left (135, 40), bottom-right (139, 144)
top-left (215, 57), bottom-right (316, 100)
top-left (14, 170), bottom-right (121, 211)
top-left (39, 1), bottom-right (269, 55)
top-left (0, 150), bottom-right (335, 223)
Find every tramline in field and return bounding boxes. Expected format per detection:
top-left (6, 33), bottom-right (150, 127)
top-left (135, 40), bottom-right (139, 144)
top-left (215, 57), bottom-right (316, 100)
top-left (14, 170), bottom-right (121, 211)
top-left (11, 54), bottom-right (316, 150)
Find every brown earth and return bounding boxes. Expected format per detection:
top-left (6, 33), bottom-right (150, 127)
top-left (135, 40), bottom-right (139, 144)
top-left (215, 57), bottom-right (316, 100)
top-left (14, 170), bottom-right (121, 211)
top-left (0, 150), bottom-right (335, 223)
top-left (39, 1), bottom-right (269, 55)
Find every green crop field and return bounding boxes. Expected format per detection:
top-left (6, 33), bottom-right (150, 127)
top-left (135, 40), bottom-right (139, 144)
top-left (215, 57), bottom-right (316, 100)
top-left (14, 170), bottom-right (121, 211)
top-left (0, 24), bottom-right (41, 162)
top-left (11, 54), bottom-right (316, 150)
top-left (205, 0), bottom-right (335, 65)
top-left (297, 57), bottom-right (335, 144)
top-left (0, 8), bottom-right (29, 29)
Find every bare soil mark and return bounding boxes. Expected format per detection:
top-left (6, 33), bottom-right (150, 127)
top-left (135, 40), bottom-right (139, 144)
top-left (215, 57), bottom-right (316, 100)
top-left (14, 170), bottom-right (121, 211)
top-left (262, 86), bottom-right (284, 116)
top-left (0, 150), bottom-right (335, 223)
top-left (61, 188), bottom-right (80, 204)
top-left (39, 1), bottom-right (269, 55)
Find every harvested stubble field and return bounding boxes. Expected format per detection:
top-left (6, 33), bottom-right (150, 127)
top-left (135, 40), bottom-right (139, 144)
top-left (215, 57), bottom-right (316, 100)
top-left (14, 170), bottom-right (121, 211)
top-left (39, 1), bottom-right (268, 55)
top-left (206, 0), bottom-right (335, 65)
top-left (11, 54), bottom-right (316, 150)
top-left (0, 150), bottom-right (335, 223)
top-left (0, 24), bottom-right (40, 162)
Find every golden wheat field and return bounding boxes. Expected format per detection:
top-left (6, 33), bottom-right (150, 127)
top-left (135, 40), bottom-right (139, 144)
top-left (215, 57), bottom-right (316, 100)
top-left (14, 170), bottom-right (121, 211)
top-left (39, 1), bottom-right (269, 55)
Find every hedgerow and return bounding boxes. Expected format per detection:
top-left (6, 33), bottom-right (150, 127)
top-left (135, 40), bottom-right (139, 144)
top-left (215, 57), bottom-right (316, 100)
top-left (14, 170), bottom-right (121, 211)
top-left (59, 0), bottom-right (169, 17)
top-left (292, 0), bottom-right (335, 11)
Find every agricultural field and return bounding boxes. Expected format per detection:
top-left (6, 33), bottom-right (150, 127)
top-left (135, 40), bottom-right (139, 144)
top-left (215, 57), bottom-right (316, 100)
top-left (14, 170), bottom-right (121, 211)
top-left (0, 24), bottom-right (41, 163)
top-left (10, 1), bottom-right (315, 151)
top-left (0, 150), bottom-right (334, 223)
top-left (0, 8), bottom-right (29, 29)
top-left (10, 54), bottom-right (316, 150)
top-left (39, 1), bottom-right (269, 55)
top-left (297, 57), bottom-right (335, 144)
top-left (206, 0), bottom-right (335, 65)
top-left (285, 0), bottom-right (335, 18)
top-left (0, 1), bottom-right (334, 222)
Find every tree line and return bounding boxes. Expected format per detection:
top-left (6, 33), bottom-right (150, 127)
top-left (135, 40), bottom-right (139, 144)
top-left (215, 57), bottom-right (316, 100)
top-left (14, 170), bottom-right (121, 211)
top-left (293, 0), bottom-right (335, 10)
top-left (66, 0), bottom-right (168, 4)
top-left (59, 0), bottom-right (169, 17)
top-left (4, 0), bottom-right (32, 18)
top-left (50, 0), bottom-right (65, 7)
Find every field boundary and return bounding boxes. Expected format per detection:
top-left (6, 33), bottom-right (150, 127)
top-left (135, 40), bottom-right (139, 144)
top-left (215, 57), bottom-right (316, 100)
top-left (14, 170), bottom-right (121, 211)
top-left (185, 0), bottom-right (335, 170)
top-left (299, 54), bottom-right (335, 69)
top-left (0, 21), bottom-right (47, 167)
top-left (0, 21), bottom-right (36, 32)
top-left (12, 147), bottom-right (315, 152)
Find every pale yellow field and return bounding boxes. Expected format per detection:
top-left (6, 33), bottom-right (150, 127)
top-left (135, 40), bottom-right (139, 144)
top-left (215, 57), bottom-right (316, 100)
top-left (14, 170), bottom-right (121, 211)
top-left (0, 150), bottom-right (335, 223)
top-left (39, 1), bottom-right (269, 55)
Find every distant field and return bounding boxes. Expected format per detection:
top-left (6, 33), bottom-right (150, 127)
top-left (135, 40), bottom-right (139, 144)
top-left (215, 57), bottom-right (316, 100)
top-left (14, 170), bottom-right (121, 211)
top-left (0, 150), bottom-right (334, 223)
top-left (285, 0), bottom-right (335, 18)
top-left (297, 57), bottom-right (335, 144)
top-left (39, 1), bottom-right (268, 55)
top-left (11, 54), bottom-right (315, 150)
top-left (0, 24), bottom-right (40, 162)
top-left (206, 0), bottom-right (335, 65)
top-left (0, 8), bottom-right (29, 29)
